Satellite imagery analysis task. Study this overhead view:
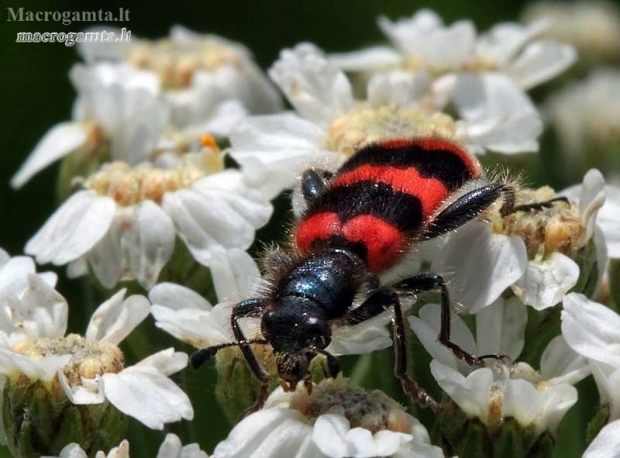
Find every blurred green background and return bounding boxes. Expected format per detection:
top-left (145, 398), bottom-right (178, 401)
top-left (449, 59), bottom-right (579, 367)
top-left (0, 0), bottom-right (606, 456)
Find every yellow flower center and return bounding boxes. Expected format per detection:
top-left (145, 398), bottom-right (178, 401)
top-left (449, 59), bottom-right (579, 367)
top-left (289, 378), bottom-right (412, 434)
top-left (11, 334), bottom-right (124, 385)
top-left (326, 102), bottom-right (457, 156)
top-left (126, 37), bottom-right (243, 88)
top-left (489, 186), bottom-right (583, 259)
top-left (84, 144), bottom-right (224, 206)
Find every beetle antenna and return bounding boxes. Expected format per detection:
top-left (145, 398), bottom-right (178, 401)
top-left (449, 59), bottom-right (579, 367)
top-left (190, 339), bottom-right (269, 370)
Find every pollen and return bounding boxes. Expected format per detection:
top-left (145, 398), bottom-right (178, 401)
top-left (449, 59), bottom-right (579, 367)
top-left (490, 186), bottom-right (584, 259)
top-left (84, 149), bottom-right (224, 206)
top-left (126, 37), bottom-right (242, 88)
top-left (326, 102), bottom-right (456, 156)
top-left (289, 377), bottom-right (412, 434)
top-left (11, 334), bottom-right (124, 385)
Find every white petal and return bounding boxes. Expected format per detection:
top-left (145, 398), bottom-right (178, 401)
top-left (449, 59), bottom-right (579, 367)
top-left (378, 12), bottom-right (474, 70)
top-left (433, 222), bottom-right (527, 313)
top-left (378, 10), bottom-right (444, 55)
top-left (598, 185), bottom-right (620, 258)
top-left (236, 59), bottom-right (284, 114)
top-left (163, 171), bottom-right (272, 266)
top-left (135, 348), bottom-right (188, 376)
top-left (508, 41), bottom-right (576, 90)
top-left (70, 63), bottom-right (166, 164)
top-left (503, 377), bottom-right (577, 434)
top-left (214, 408), bottom-right (320, 458)
top-left (328, 311), bottom-right (393, 356)
top-left (102, 365), bottom-right (193, 430)
top-left (312, 414), bottom-right (349, 457)
top-left (67, 258), bottom-right (88, 279)
top-left (583, 419), bottom-right (620, 458)
top-left (475, 296), bottom-right (526, 361)
top-left (130, 201), bottom-right (176, 289)
top-left (84, 225), bottom-right (122, 290)
top-left (46, 442), bottom-right (89, 458)
top-left (85, 290), bottom-right (150, 345)
top-left (0, 349), bottom-right (70, 380)
top-left (561, 293), bottom-right (620, 367)
top-left (186, 100), bottom-right (248, 138)
top-left (367, 71), bottom-right (432, 108)
top-left (476, 20), bottom-right (548, 65)
top-left (102, 440), bottom-right (131, 458)
top-left (26, 191), bottom-right (116, 265)
top-left (149, 284), bottom-right (228, 346)
top-left (88, 201), bottom-right (175, 290)
top-left (229, 113), bottom-right (340, 199)
top-left (540, 335), bottom-right (590, 385)
top-left (269, 44), bottom-right (354, 126)
top-left (149, 283), bottom-right (213, 312)
top-left (512, 253), bottom-right (579, 310)
top-left (453, 73), bottom-right (538, 135)
top-left (329, 47), bottom-right (403, 71)
top-left (426, 21), bottom-right (476, 70)
top-left (460, 111), bottom-right (542, 154)
top-left (11, 122), bottom-right (90, 189)
top-left (430, 360), bottom-right (494, 423)
top-left (590, 362), bottom-right (618, 409)
top-left (16, 274), bottom-right (68, 339)
top-left (0, 256), bottom-right (57, 312)
top-left (157, 433), bottom-right (209, 458)
top-left (210, 248), bottom-right (261, 303)
top-left (151, 305), bottom-right (225, 348)
top-left (313, 414), bottom-right (412, 458)
top-left (579, 169), bottom-right (606, 243)
top-left (58, 371), bottom-right (105, 404)
top-left (560, 171), bottom-right (619, 257)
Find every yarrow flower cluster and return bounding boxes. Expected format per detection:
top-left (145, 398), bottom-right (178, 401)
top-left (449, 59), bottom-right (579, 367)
top-left (229, 40), bottom-right (554, 200)
top-left (7, 5), bottom-right (620, 458)
top-left (0, 250), bottom-right (192, 457)
top-left (11, 26), bottom-right (282, 190)
top-left (46, 433), bottom-right (208, 458)
top-left (25, 141), bottom-right (272, 289)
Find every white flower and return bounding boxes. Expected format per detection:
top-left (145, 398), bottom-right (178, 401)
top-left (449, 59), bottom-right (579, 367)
top-left (25, 147), bottom-right (272, 290)
top-left (46, 434), bottom-right (208, 458)
top-left (150, 248), bottom-right (393, 357)
top-left (230, 43), bottom-right (544, 199)
top-left (560, 168), bottom-right (620, 259)
top-left (11, 62), bottom-right (167, 189)
top-left (583, 419), bottom-right (620, 458)
top-left (79, 25), bottom-right (282, 133)
top-left (432, 169), bottom-right (607, 313)
top-left (47, 440), bottom-right (131, 458)
top-left (0, 248), bottom-right (56, 309)
top-left (212, 379), bottom-right (444, 458)
top-left (522, 1), bottom-right (620, 64)
top-left (562, 293), bottom-right (620, 422)
top-left (0, 276), bottom-right (193, 430)
top-left (410, 299), bottom-right (588, 433)
top-left (330, 9), bottom-right (575, 122)
top-left (546, 69), bottom-right (620, 180)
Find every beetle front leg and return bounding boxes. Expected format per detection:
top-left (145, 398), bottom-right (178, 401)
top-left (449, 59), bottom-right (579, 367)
top-left (344, 288), bottom-right (439, 410)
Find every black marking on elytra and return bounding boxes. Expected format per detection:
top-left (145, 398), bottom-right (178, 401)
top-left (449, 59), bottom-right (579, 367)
top-left (305, 181), bottom-right (423, 232)
top-left (337, 144), bottom-right (473, 192)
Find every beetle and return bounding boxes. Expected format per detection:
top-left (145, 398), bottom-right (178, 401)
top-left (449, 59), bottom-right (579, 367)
top-left (191, 138), bottom-right (566, 413)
